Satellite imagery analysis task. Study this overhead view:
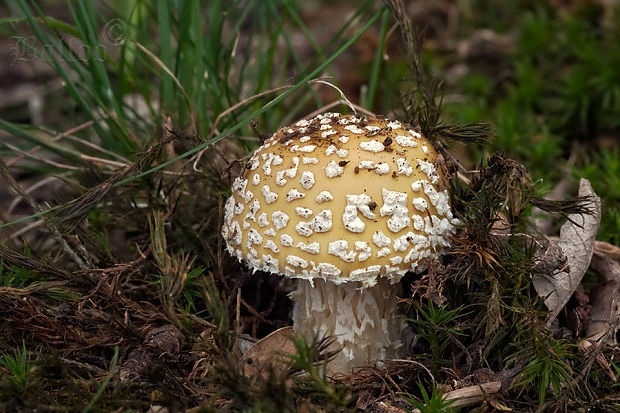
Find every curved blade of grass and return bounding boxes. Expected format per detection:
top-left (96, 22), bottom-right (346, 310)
top-left (284, 0), bottom-right (325, 60)
top-left (82, 346), bottom-right (119, 413)
top-left (0, 15), bottom-right (78, 36)
top-left (175, 0), bottom-right (206, 130)
top-left (0, 207), bottom-right (63, 229)
top-left (69, 2), bottom-right (133, 149)
top-left (222, 0), bottom-right (257, 109)
top-left (132, 40), bottom-right (193, 119)
top-left (0, 119), bottom-right (83, 161)
top-left (252, 6), bottom-right (283, 97)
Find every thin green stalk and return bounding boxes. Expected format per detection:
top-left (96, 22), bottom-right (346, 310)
top-left (284, 0), bottom-right (324, 59)
top-left (363, 7), bottom-right (390, 110)
top-left (0, 15), bottom-right (78, 36)
top-left (0, 120), bottom-right (83, 161)
top-left (82, 346), bottom-right (119, 413)
top-left (157, 0), bottom-right (174, 112)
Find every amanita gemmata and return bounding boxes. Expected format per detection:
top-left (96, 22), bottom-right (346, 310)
top-left (222, 112), bottom-right (459, 374)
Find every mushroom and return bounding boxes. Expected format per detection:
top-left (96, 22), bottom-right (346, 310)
top-left (222, 112), bottom-right (459, 374)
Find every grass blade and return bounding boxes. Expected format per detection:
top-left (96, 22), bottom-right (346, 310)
top-left (82, 346), bottom-right (119, 413)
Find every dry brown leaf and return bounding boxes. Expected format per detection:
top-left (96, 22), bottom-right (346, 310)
top-left (240, 326), bottom-right (297, 381)
top-left (587, 253), bottom-right (620, 343)
top-left (594, 240), bottom-right (620, 262)
top-left (532, 178), bottom-right (602, 325)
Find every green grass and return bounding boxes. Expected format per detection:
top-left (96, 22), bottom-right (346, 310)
top-left (408, 301), bottom-right (465, 372)
top-left (508, 312), bottom-right (577, 407)
top-left (405, 381), bottom-right (455, 413)
top-left (0, 342), bottom-right (40, 390)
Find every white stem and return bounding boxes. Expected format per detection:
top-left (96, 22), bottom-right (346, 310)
top-left (291, 277), bottom-right (404, 375)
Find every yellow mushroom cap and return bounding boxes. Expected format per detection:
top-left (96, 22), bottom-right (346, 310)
top-left (222, 112), bottom-right (459, 287)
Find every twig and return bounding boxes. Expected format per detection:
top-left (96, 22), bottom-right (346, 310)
top-left (586, 252), bottom-right (620, 342)
top-left (233, 288), bottom-right (241, 353)
top-left (435, 140), bottom-right (470, 182)
top-left (377, 381), bottom-right (503, 413)
top-left (60, 357), bottom-right (106, 376)
top-left (304, 100), bottom-right (376, 121)
top-left (594, 240), bottom-right (620, 262)
top-left (193, 77), bottom-right (369, 172)
top-left (193, 85), bottom-right (291, 171)
top-left (193, 79), bottom-right (355, 172)
top-left (239, 296), bottom-right (277, 326)
top-left (443, 381), bottom-right (502, 408)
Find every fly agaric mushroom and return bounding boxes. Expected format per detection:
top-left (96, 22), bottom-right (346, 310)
top-left (222, 112), bottom-right (459, 374)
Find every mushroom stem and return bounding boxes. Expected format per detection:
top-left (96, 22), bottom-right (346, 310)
top-left (291, 277), bottom-right (404, 375)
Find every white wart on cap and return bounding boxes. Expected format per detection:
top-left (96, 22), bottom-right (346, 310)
top-left (222, 112), bottom-right (458, 287)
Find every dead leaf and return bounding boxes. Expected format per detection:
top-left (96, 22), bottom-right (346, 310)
top-left (532, 178), bottom-right (601, 325)
top-left (240, 326), bottom-right (297, 381)
top-left (594, 240), bottom-right (620, 262)
top-left (586, 253), bottom-right (620, 343)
